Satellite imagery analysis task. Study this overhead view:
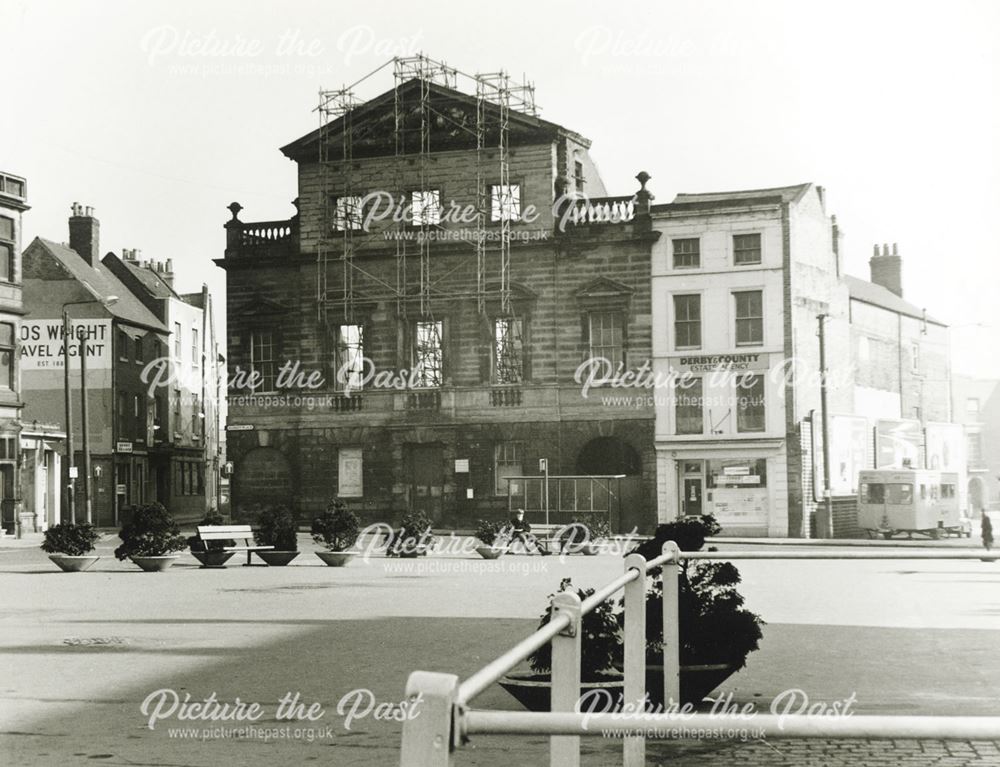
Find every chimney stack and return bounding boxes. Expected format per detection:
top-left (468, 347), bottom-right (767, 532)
top-left (69, 203), bottom-right (100, 266)
top-left (163, 258), bottom-right (174, 289)
top-left (869, 241), bottom-right (903, 297)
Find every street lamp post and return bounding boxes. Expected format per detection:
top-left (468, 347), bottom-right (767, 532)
top-left (63, 293), bottom-right (118, 526)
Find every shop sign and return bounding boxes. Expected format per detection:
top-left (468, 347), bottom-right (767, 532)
top-left (116, 441), bottom-right (133, 453)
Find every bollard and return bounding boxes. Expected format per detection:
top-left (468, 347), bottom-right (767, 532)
top-left (399, 671), bottom-right (459, 767)
top-left (550, 590), bottom-right (582, 767)
top-left (623, 553), bottom-right (647, 767)
top-left (661, 541), bottom-right (681, 707)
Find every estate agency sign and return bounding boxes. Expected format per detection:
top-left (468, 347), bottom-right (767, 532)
top-left (20, 320), bottom-right (113, 370)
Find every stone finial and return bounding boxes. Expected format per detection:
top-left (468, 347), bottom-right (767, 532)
top-left (634, 171), bottom-right (654, 216)
top-left (227, 202), bottom-right (244, 221)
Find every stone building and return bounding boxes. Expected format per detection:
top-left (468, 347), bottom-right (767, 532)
top-left (218, 68), bottom-right (660, 532)
top-left (0, 172), bottom-right (29, 535)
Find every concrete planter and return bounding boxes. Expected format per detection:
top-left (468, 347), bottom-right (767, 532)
top-left (315, 551), bottom-right (355, 567)
top-left (129, 555), bottom-right (181, 572)
top-left (475, 545), bottom-right (507, 560)
top-left (499, 671), bottom-right (624, 711)
top-left (191, 550), bottom-right (235, 568)
top-left (48, 554), bottom-right (101, 572)
top-left (256, 550), bottom-right (300, 566)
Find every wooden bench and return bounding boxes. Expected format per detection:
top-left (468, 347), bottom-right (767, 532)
top-left (505, 523), bottom-right (564, 554)
top-left (197, 525), bottom-right (274, 566)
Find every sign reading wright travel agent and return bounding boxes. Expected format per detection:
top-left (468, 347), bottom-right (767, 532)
top-left (19, 319), bottom-right (113, 370)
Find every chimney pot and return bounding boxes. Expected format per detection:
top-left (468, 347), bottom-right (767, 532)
top-left (892, 242), bottom-right (898, 256)
top-left (68, 205), bottom-right (100, 266)
top-left (870, 240), bottom-right (903, 298)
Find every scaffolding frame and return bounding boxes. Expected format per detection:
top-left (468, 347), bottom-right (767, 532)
top-left (315, 54), bottom-right (537, 331)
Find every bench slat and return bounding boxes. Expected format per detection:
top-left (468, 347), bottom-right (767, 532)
top-left (197, 525), bottom-right (252, 535)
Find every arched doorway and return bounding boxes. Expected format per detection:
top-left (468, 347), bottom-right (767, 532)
top-left (575, 437), bottom-right (644, 533)
top-left (968, 476), bottom-right (988, 514)
top-left (234, 448), bottom-right (292, 520)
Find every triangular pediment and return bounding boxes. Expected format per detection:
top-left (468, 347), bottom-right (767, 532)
top-left (574, 277), bottom-right (634, 301)
top-left (282, 79), bottom-right (576, 161)
top-left (236, 294), bottom-right (290, 317)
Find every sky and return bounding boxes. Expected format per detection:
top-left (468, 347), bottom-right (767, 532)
top-left (3, 0), bottom-right (998, 377)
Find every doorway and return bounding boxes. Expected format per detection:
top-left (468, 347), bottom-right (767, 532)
top-left (405, 444), bottom-right (444, 523)
top-left (680, 460), bottom-right (704, 516)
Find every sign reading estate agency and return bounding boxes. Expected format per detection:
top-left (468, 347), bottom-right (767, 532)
top-left (673, 353), bottom-right (768, 373)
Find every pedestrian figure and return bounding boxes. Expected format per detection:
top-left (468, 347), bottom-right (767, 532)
top-left (509, 508), bottom-right (546, 555)
top-left (982, 512), bottom-right (994, 551)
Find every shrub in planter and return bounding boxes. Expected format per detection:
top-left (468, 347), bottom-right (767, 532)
top-left (474, 519), bottom-right (512, 559)
top-left (114, 503), bottom-right (187, 570)
top-left (254, 505), bottom-right (298, 551)
top-left (42, 523), bottom-right (102, 572)
top-left (390, 510), bottom-right (434, 557)
top-left (42, 523), bottom-right (101, 556)
top-left (624, 514), bottom-right (764, 705)
top-left (529, 578), bottom-right (622, 681)
top-left (558, 513), bottom-right (611, 554)
top-left (312, 499), bottom-right (360, 566)
top-left (254, 505), bottom-right (300, 565)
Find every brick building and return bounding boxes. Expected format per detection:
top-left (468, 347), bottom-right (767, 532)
top-left (951, 376), bottom-right (998, 512)
top-left (23, 206), bottom-right (222, 526)
top-left (650, 184), bottom-right (852, 537)
top-left (218, 66), bottom-right (660, 532)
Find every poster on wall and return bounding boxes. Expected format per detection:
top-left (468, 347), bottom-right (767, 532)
top-left (830, 415), bottom-right (871, 496)
top-left (924, 422), bottom-right (964, 471)
top-left (875, 419), bottom-right (922, 469)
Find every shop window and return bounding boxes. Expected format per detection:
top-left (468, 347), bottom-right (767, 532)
top-left (736, 374), bottom-right (765, 432)
top-left (672, 238), bottom-right (700, 269)
top-left (675, 377), bottom-right (704, 435)
top-left (412, 320), bottom-right (443, 388)
top-left (494, 317), bottom-right (524, 384)
top-left (673, 295), bottom-right (701, 349)
top-left (734, 291), bottom-right (763, 346)
top-left (495, 441), bottom-right (523, 495)
top-left (707, 458), bottom-right (767, 488)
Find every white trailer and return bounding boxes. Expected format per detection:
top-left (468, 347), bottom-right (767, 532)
top-left (858, 469), bottom-right (970, 539)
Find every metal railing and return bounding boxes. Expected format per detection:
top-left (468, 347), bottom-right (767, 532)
top-left (399, 544), bottom-right (1000, 766)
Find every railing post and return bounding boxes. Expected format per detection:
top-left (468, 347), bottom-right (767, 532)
top-left (399, 670), bottom-right (459, 767)
top-left (661, 541), bottom-right (681, 708)
top-left (623, 553), bottom-right (647, 767)
top-left (550, 590), bottom-right (582, 767)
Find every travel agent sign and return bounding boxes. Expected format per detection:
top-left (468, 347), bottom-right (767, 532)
top-left (20, 320), bottom-right (113, 370)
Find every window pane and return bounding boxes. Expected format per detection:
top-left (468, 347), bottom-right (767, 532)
top-left (672, 238), bottom-right (700, 268)
top-left (0, 244), bottom-right (10, 282)
top-left (734, 291), bottom-right (763, 345)
top-left (336, 324), bottom-right (365, 390)
top-left (413, 321), bottom-right (442, 387)
top-left (252, 331), bottom-right (275, 391)
top-left (0, 349), bottom-right (10, 389)
top-left (0, 217), bottom-right (13, 241)
top-left (733, 233), bottom-right (761, 264)
top-left (737, 374), bottom-right (765, 432)
top-left (490, 184), bottom-right (521, 222)
top-left (334, 195), bottom-right (363, 231)
top-left (589, 312), bottom-right (624, 368)
top-left (674, 295), bottom-right (701, 348)
top-left (495, 441), bottom-right (523, 495)
top-left (411, 190), bottom-right (441, 226)
top-left (676, 378), bottom-right (703, 434)
top-left (494, 317), bottom-right (523, 384)
top-left (0, 322), bottom-right (13, 346)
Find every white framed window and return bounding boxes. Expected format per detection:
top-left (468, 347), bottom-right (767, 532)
top-left (736, 374), bottom-right (765, 433)
top-left (676, 377), bottom-right (704, 435)
top-left (192, 328), bottom-right (199, 368)
top-left (588, 311), bottom-right (624, 369)
top-left (673, 294), bottom-right (701, 349)
top-left (672, 238), bottom-right (700, 269)
top-left (733, 233), bottom-right (761, 265)
top-left (734, 290), bottom-right (764, 346)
